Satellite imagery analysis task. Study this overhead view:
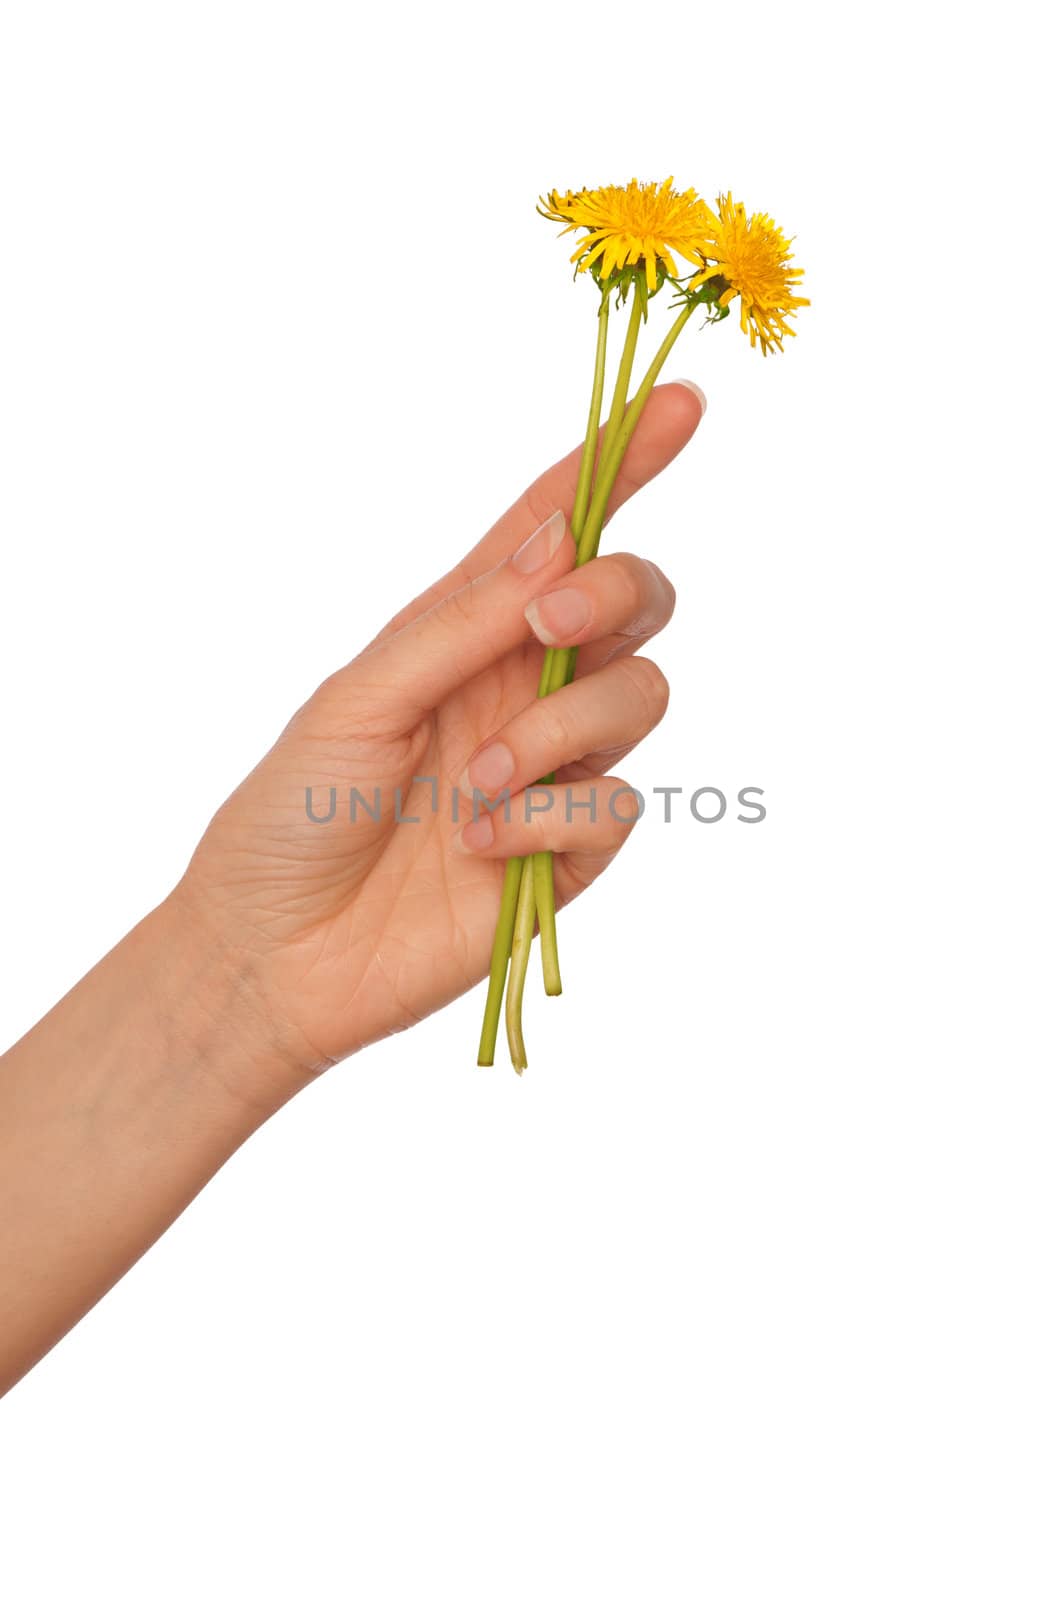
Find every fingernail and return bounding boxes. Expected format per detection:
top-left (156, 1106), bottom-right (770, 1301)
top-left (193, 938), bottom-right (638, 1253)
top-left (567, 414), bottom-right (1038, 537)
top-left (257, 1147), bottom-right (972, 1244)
top-left (525, 587), bottom-right (591, 646)
top-left (458, 815), bottom-right (495, 852)
top-left (511, 509), bottom-right (566, 575)
top-left (675, 377), bottom-right (707, 417)
top-left (459, 741), bottom-right (515, 799)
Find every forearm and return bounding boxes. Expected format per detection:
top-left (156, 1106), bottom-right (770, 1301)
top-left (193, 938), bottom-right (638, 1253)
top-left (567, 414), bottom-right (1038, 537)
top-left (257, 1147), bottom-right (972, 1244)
top-left (0, 893), bottom-right (308, 1395)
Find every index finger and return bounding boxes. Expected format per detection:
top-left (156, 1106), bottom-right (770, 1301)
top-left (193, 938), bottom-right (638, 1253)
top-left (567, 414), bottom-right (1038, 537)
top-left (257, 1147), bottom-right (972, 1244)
top-left (372, 379), bottom-right (706, 644)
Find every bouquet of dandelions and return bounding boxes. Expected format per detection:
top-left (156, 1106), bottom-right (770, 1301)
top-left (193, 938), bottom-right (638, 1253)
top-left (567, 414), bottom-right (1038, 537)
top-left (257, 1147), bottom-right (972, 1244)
top-left (477, 178), bottom-right (808, 1073)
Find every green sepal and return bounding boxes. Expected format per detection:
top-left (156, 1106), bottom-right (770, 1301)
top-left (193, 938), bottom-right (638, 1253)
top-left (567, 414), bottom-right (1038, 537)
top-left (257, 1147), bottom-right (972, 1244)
top-left (668, 271), bottom-right (732, 325)
top-left (589, 259), bottom-right (669, 319)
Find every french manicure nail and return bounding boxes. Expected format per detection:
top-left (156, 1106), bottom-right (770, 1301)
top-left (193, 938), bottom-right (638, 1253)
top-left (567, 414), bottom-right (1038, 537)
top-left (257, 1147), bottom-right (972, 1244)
top-left (458, 815), bottom-right (495, 852)
top-left (511, 509), bottom-right (566, 575)
top-left (525, 587), bottom-right (591, 645)
top-left (675, 377), bottom-right (708, 417)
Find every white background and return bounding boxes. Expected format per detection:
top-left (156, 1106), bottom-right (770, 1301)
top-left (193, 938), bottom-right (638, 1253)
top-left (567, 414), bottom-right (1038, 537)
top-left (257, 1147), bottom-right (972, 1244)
top-left (1, 1), bottom-right (1059, 1595)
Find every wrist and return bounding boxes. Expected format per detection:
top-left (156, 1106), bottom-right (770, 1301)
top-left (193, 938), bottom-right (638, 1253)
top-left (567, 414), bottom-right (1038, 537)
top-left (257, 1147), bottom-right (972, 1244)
top-left (143, 889), bottom-right (323, 1123)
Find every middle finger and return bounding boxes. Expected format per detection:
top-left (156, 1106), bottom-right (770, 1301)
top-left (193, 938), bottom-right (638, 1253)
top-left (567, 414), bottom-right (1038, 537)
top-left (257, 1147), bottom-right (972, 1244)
top-left (523, 551), bottom-right (676, 676)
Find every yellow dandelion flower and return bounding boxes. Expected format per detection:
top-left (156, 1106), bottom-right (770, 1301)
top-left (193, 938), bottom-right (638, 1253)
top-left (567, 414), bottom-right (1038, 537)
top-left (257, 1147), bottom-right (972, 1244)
top-left (539, 177), bottom-right (714, 294)
top-left (691, 193), bottom-right (809, 355)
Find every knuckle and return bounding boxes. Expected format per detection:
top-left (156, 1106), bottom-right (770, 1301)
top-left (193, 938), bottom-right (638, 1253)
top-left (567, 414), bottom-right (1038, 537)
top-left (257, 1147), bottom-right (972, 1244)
top-left (521, 482), bottom-right (561, 534)
top-left (534, 698), bottom-right (571, 755)
top-left (442, 576), bottom-right (482, 631)
top-left (611, 452), bottom-right (649, 505)
top-left (513, 794), bottom-right (556, 853)
top-left (606, 779), bottom-right (644, 828)
top-left (645, 559), bottom-right (677, 621)
top-left (600, 781), bottom-right (642, 848)
top-left (615, 655), bottom-right (670, 725)
top-left (606, 554), bottom-right (647, 618)
top-left (606, 809), bottom-right (638, 848)
top-left (298, 665), bottom-right (400, 744)
top-left (534, 810), bottom-right (557, 852)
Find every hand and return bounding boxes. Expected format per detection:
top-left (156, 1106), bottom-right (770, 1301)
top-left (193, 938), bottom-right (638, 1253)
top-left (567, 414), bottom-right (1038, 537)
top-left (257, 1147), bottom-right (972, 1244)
top-left (0, 381), bottom-right (703, 1392)
top-left (176, 382), bottom-right (704, 1076)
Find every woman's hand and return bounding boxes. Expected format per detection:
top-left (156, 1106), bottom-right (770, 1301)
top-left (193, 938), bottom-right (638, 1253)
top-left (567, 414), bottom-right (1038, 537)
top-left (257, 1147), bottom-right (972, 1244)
top-left (0, 380), bottom-right (702, 1392)
top-left (176, 381), bottom-right (704, 1079)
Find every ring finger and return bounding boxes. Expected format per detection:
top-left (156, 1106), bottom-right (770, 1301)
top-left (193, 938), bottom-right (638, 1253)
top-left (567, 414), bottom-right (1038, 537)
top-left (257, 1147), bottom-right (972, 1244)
top-left (523, 551), bottom-right (676, 676)
top-left (458, 654), bottom-right (669, 801)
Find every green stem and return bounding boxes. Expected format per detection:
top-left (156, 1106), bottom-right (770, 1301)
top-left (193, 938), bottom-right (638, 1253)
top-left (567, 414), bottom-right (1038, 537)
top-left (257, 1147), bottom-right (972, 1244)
top-left (544, 282), bottom-right (645, 699)
top-left (506, 856), bottom-right (538, 1072)
top-left (478, 286), bottom-right (697, 1071)
top-left (572, 286), bottom-right (612, 542)
top-left (547, 298), bottom-right (697, 689)
top-left (533, 852), bottom-right (561, 995)
top-left (578, 297), bottom-right (697, 566)
top-left (598, 278), bottom-right (644, 483)
top-left (477, 856), bottom-right (525, 1065)
top-left (531, 285), bottom-right (611, 1000)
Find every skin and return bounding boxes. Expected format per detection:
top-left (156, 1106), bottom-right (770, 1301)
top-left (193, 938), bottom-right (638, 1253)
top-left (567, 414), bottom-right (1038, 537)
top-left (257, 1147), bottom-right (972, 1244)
top-left (0, 381), bottom-right (704, 1394)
